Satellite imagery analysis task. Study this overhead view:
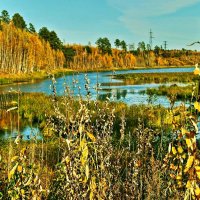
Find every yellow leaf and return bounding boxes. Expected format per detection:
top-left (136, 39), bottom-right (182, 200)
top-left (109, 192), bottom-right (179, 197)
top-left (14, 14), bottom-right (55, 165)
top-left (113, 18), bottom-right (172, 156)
top-left (34, 176), bottom-right (38, 185)
top-left (90, 176), bottom-right (96, 191)
top-left (100, 162), bottom-right (105, 170)
top-left (181, 128), bottom-right (188, 136)
top-left (85, 164), bottom-right (89, 180)
top-left (182, 153), bottom-right (186, 159)
top-left (178, 146), bottom-right (184, 154)
top-left (196, 171), bottom-right (200, 180)
top-left (11, 156), bottom-right (18, 162)
top-left (170, 163), bottom-right (177, 170)
top-left (191, 120), bottom-right (198, 133)
top-left (185, 138), bottom-right (193, 149)
top-left (195, 187), bottom-right (200, 196)
top-left (195, 159), bottom-right (200, 166)
top-left (65, 156), bottom-right (70, 164)
top-left (194, 68), bottom-right (200, 75)
top-left (73, 170), bottom-right (78, 178)
top-left (194, 101), bottom-right (200, 112)
top-left (17, 165), bottom-right (23, 173)
top-left (90, 177), bottom-right (96, 200)
top-left (100, 178), bottom-right (108, 191)
top-left (21, 189), bottom-right (25, 195)
top-left (86, 132), bottom-right (96, 142)
top-left (172, 147), bottom-right (177, 155)
top-left (11, 101), bottom-right (18, 106)
top-left (8, 162), bottom-right (18, 181)
top-left (184, 156), bottom-right (194, 173)
top-left (79, 124), bottom-right (84, 134)
top-left (80, 138), bottom-right (86, 149)
top-left (177, 180), bottom-right (182, 188)
top-left (186, 180), bottom-right (192, 189)
top-left (170, 173), bottom-right (176, 179)
top-left (81, 141), bottom-right (88, 166)
top-left (195, 166), bottom-right (200, 171)
top-left (90, 191), bottom-right (94, 200)
top-left (176, 175), bottom-right (182, 180)
top-left (20, 148), bottom-right (26, 156)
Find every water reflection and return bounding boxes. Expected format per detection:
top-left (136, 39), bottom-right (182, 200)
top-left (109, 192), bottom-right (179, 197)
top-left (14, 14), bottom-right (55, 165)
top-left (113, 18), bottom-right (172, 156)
top-left (0, 110), bottom-right (41, 140)
top-left (98, 89), bottom-right (129, 101)
top-left (0, 67), bottom-right (194, 140)
top-left (0, 67), bottom-right (194, 107)
top-left (0, 126), bottom-right (41, 140)
top-left (97, 93), bottom-right (112, 101)
top-left (0, 110), bottom-right (18, 130)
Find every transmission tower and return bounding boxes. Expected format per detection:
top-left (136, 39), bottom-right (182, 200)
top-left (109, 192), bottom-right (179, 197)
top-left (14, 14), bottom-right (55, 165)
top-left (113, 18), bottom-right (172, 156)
top-left (149, 29), bottom-right (154, 50)
top-left (163, 41), bottom-right (168, 50)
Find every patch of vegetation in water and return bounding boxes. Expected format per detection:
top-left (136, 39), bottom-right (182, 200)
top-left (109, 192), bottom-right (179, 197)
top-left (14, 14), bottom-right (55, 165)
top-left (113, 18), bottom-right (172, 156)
top-left (139, 84), bottom-right (194, 101)
top-left (114, 72), bottom-right (197, 84)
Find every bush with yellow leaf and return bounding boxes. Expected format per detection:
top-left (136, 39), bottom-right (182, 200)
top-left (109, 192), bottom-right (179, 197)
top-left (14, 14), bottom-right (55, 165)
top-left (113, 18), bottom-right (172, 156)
top-left (3, 148), bottom-right (43, 199)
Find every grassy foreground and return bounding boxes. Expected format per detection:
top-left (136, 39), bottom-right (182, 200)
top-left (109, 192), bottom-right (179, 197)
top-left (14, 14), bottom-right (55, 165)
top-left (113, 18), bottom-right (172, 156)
top-left (1, 89), bottom-right (200, 199)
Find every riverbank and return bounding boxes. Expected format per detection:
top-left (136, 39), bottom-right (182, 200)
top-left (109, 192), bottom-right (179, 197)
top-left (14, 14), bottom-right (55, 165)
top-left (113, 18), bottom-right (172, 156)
top-left (134, 65), bottom-right (194, 69)
top-left (0, 68), bottom-right (74, 86)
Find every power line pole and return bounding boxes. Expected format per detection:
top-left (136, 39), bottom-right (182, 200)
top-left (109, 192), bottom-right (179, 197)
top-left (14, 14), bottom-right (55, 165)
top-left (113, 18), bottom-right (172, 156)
top-left (163, 41), bottom-right (167, 50)
top-left (149, 29), bottom-right (154, 50)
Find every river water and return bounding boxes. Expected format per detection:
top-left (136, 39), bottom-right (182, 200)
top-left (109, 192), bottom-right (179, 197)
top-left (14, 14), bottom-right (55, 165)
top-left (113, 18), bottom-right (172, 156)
top-left (0, 67), bottom-right (194, 107)
top-left (0, 67), bottom-right (195, 139)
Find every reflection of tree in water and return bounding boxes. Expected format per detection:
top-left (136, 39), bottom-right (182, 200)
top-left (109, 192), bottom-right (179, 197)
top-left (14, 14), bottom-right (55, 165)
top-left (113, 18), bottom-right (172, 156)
top-left (0, 110), bottom-right (40, 140)
top-left (122, 90), bottom-right (128, 99)
top-left (116, 89), bottom-right (128, 100)
top-left (98, 89), bottom-right (130, 101)
top-left (116, 89), bottom-right (121, 100)
top-left (0, 110), bottom-right (18, 130)
top-left (0, 110), bottom-right (28, 136)
top-left (97, 93), bottom-right (112, 101)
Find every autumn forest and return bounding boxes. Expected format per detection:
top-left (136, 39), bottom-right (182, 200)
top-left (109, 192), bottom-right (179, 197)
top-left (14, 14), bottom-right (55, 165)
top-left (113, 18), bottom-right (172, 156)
top-left (0, 9), bottom-right (200, 75)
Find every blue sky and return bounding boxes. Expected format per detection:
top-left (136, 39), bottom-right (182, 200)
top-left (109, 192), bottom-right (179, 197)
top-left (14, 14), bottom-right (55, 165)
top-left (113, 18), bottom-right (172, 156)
top-left (1, 0), bottom-right (200, 50)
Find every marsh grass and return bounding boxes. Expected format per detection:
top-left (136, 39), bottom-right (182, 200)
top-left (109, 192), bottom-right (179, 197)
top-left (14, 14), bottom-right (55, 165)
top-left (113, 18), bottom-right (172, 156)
top-left (140, 84), bottom-right (195, 101)
top-left (0, 73), bottom-right (200, 199)
top-left (114, 72), bottom-right (197, 85)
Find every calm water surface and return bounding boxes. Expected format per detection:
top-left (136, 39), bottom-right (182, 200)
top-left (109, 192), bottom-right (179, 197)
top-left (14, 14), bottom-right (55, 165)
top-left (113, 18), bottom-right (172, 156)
top-left (0, 126), bottom-right (41, 140)
top-left (0, 67), bottom-right (195, 139)
top-left (0, 67), bottom-right (194, 107)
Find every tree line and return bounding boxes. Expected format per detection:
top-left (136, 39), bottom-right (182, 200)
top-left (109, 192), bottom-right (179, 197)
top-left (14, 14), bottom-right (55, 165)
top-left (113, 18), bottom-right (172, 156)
top-left (0, 9), bottom-right (200, 74)
top-left (0, 10), bottom-right (65, 73)
top-left (64, 44), bottom-right (136, 70)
